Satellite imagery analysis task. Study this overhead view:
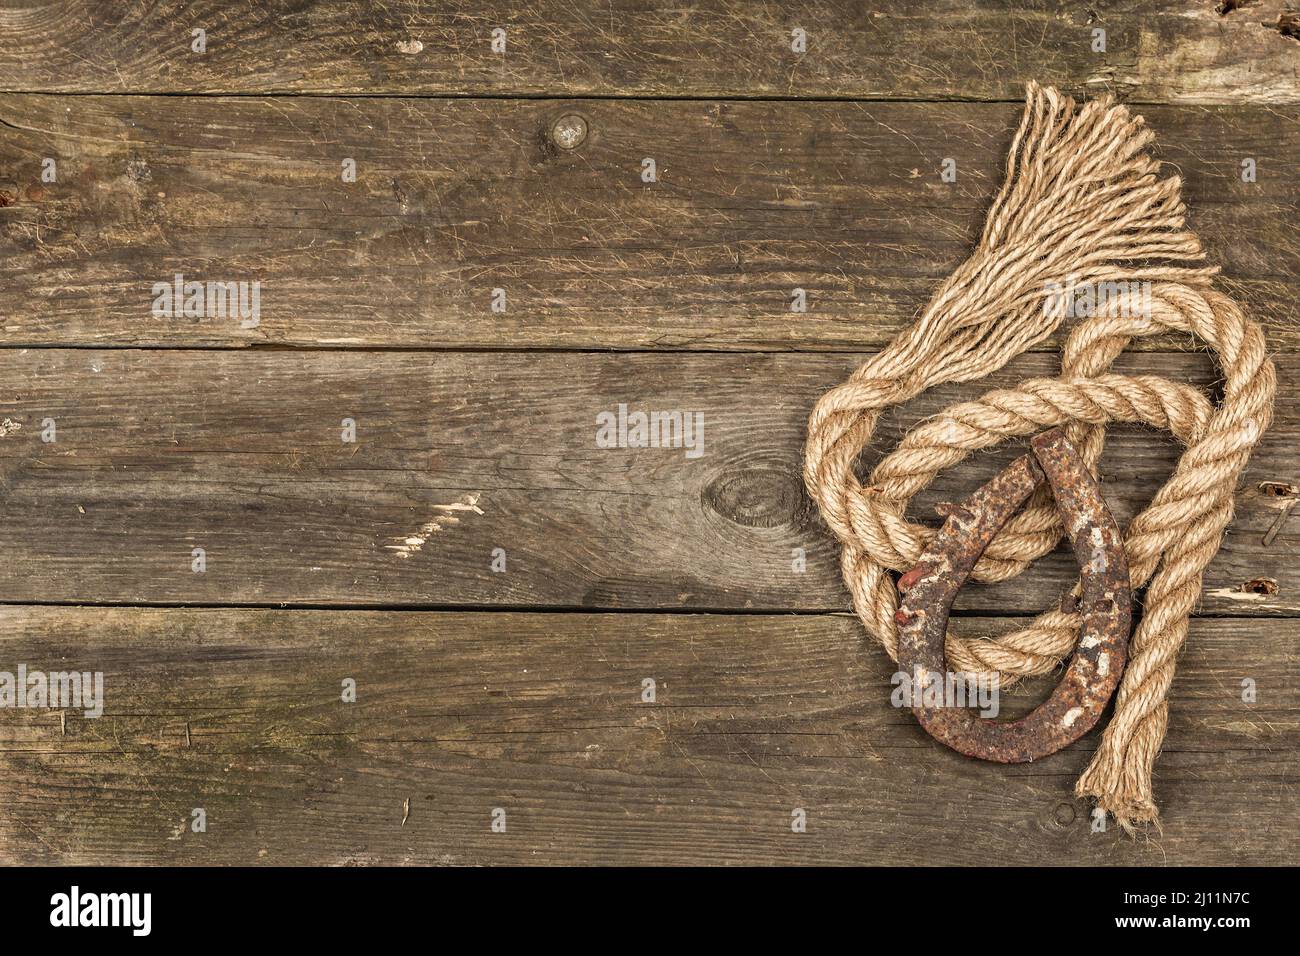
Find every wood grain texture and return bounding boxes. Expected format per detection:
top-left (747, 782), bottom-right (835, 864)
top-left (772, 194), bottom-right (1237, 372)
top-left (1, 95), bottom-right (1297, 351)
top-left (1, 1), bottom-right (1298, 102)
top-left (1, 348), bottom-right (1296, 614)
top-left (0, 607), bottom-right (1291, 866)
top-left (3, 0), bottom-right (1298, 870)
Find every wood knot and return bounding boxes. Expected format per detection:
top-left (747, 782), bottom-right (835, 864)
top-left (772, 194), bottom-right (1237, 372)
top-left (702, 462), bottom-right (806, 529)
top-left (1052, 802), bottom-right (1078, 827)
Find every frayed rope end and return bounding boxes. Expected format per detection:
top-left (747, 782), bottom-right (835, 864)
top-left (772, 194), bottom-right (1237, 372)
top-left (1076, 781), bottom-right (1163, 837)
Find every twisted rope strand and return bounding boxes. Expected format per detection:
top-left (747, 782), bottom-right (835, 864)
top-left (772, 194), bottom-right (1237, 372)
top-left (804, 84), bottom-right (1276, 830)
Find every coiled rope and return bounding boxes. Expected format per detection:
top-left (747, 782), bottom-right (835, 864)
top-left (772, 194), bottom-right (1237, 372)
top-left (804, 83), bottom-right (1275, 830)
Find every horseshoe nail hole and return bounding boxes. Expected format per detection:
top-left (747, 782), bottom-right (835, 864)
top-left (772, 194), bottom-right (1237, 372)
top-left (1052, 802), bottom-right (1078, 827)
top-left (1275, 10), bottom-right (1300, 41)
top-left (1258, 480), bottom-right (1299, 499)
top-left (1241, 577), bottom-right (1279, 596)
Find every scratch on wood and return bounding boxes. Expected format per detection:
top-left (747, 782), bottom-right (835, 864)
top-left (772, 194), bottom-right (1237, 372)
top-left (387, 493), bottom-right (484, 558)
top-left (1264, 501), bottom-right (1295, 546)
top-left (1257, 481), bottom-right (1299, 546)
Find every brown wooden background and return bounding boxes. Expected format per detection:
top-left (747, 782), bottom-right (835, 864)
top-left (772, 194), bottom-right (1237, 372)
top-left (0, 0), bottom-right (1297, 865)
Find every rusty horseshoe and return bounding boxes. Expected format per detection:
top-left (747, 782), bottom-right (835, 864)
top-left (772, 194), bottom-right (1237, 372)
top-left (893, 427), bottom-right (1132, 763)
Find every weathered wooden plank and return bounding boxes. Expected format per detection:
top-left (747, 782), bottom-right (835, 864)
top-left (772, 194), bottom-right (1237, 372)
top-left (0, 608), bottom-right (1292, 865)
top-left (0, 348), bottom-right (1295, 614)
top-left (1, 1), bottom-right (1297, 103)
top-left (1, 95), bottom-right (1297, 351)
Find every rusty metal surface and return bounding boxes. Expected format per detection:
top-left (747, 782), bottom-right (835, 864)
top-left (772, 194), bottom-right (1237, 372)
top-left (894, 427), bottom-right (1132, 763)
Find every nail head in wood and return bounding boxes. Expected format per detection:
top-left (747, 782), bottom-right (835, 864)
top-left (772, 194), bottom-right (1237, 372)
top-left (551, 113), bottom-right (588, 150)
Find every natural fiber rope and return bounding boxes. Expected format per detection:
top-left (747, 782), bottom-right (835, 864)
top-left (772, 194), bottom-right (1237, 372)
top-left (804, 82), bottom-right (1276, 831)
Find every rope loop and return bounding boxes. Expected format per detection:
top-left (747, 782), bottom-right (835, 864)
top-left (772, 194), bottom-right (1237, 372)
top-left (804, 84), bottom-right (1276, 830)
